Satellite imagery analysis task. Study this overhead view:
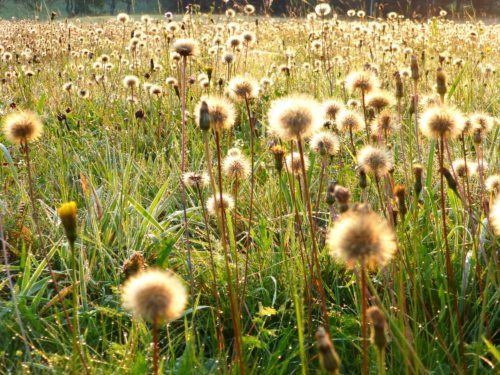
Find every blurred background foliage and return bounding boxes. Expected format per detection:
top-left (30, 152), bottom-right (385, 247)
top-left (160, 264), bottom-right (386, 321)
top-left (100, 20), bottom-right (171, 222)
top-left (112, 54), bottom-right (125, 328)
top-left (0, 0), bottom-right (498, 19)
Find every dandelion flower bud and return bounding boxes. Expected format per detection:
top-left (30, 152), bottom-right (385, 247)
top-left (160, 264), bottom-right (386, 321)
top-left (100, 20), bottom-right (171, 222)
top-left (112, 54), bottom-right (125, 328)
top-left (57, 201), bottom-right (78, 245)
top-left (367, 306), bottom-right (388, 350)
top-left (316, 327), bottom-right (340, 374)
top-left (223, 152), bottom-right (251, 180)
top-left (173, 38), bottom-right (198, 57)
top-left (357, 145), bottom-right (393, 178)
top-left (420, 105), bottom-right (464, 140)
top-left (394, 71), bottom-right (403, 99)
top-left (441, 168), bottom-right (458, 195)
top-left (436, 68), bottom-right (447, 99)
top-left (410, 55), bottom-right (419, 80)
top-left (393, 185), bottom-right (407, 219)
top-left (228, 76), bottom-right (259, 100)
top-left (285, 152), bottom-right (309, 176)
top-left (270, 145), bottom-right (285, 172)
top-left (2, 110), bottom-right (43, 145)
top-left (327, 204), bottom-right (397, 269)
top-left (310, 131), bottom-right (340, 156)
top-left (334, 185), bottom-right (351, 213)
top-left (207, 193), bottom-right (235, 217)
top-left (122, 269), bottom-right (187, 322)
top-left (413, 164), bottom-right (423, 197)
top-left (268, 95), bottom-right (323, 141)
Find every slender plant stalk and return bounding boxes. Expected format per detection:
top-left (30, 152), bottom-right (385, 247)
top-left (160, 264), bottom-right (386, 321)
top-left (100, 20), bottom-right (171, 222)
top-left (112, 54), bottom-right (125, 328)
top-left (214, 131), bottom-right (244, 375)
top-left (361, 262), bottom-right (369, 375)
top-left (152, 316), bottom-right (159, 375)
top-left (296, 139), bottom-right (330, 334)
top-left (23, 143), bottom-right (89, 375)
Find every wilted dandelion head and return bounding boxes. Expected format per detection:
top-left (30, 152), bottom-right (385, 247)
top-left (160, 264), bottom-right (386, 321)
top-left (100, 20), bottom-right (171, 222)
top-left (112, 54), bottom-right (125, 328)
top-left (285, 152), bottom-right (309, 176)
top-left (173, 38), bottom-right (198, 57)
top-left (452, 159), bottom-right (475, 178)
top-left (357, 145), bottom-right (393, 178)
top-left (346, 71), bottom-right (379, 93)
top-left (223, 152), bottom-right (251, 180)
top-left (323, 100), bottom-right (344, 120)
top-left (420, 105), bottom-right (464, 140)
top-left (182, 172), bottom-right (209, 189)
top-left (365, 90), bottom-right (395, 111)
top-left (485, 175), bottom-right (500, 196)
top-left (336, 110), bottom-right (363, 133)
top-left (327, 204), bottom-right (397, 269)
top-left (207, 193), bottom-right (235, 216)
top-left (194, 96), bottom-right (235, 132)
top-left (310, 131), bottom-right (340, 156)
top-left (228, 76), bottom-right (259, 100)
top-left (367, 306), bottom-right (387, 350)
top-left (123, 75), bottom-right (139, 89)
top-left (122, 269), bottom-right (187, 322)
top-left (3, 110), bottom-right (43, 144)
top-left (268, 95), bottom-right (322, 141)
top-left (490, 197), bottom-right (500, 236)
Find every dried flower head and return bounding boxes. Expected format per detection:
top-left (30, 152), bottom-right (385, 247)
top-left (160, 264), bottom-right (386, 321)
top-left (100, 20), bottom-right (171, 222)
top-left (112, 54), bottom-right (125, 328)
top-left (327, 204), bottom-right (397, 269)
top-left (268, 95), bottom-right (322, 140)
top-left (310, 131), bottom-right (340, 156)
top-left (346, 71), bottom-right (379, 94)
top-left (316, 327), bottom-right (340, 374)
top-left (223, 152), bottom-right (251, 180)
top-left (336, 110), bottom-right (363, 133)
top-left (228, 76), bottom-right (259, 100)
top-left (182, 172), bottom-right (209, 189)
top-left (194, 96), bottom-right (235, 132)
top-left (3, 110), bottom-right (43, 144)
top-left (367, 306), bottom-right (388, 350)
top-left (207, 193), bottom-right (235, 216)
top-left (420, 105), bottom-right (464, 140)
top-left (371, 111), bottom-right (396, 135)
top-left (122, 269), bottom-right (187, 321)
top-left (357, 145), bottom-right (393, 177)
top-left (173, 38), bottom-right (198, 57)
top-left (122, 251), bottom-right (146, 280)
top-left (285, 152), bottom-right (309, 176)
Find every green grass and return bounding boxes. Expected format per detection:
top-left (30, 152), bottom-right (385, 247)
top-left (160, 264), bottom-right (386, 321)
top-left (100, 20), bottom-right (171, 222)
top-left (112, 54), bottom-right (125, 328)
top-left (0, 10), bottom-right (499, 375)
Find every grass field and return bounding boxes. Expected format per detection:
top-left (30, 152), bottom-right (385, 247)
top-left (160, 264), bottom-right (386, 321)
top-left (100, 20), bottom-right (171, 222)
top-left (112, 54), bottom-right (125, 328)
top-left (0, 6), bottom-right (499, 375)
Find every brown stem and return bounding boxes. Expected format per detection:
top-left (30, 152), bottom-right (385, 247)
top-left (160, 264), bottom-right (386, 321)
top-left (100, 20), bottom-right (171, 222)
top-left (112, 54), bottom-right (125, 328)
top-left (152, 316), bottom-right (159, 375)
top-left (439, 137), bottom-right (467, 374)
top-left (361, 263), bottom-right (369, 375)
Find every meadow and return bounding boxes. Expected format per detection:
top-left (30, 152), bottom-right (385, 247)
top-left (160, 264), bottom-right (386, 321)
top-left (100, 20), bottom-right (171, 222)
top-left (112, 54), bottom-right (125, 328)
top-left (0, 5), bottom-right (499, 374)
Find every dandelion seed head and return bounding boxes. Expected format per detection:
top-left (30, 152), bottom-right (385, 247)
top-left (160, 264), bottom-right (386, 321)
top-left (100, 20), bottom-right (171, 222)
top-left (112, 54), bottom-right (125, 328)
top-left (268, 95), bottom-right (322, 141)
top-left (357, 145), bottom-right (393, 177)
top-left (3, 110), bottom-right (43, 144)
top-left (310, 131), bottom-right (340, 156)
top-left (228, 76), bottom-right (259, 100)
top-left (420, 105), bottom-right (464, 140)
top-left (206, 193), bottom-right (235, 216)
top-left (122, 269), bottom-right (187, 322)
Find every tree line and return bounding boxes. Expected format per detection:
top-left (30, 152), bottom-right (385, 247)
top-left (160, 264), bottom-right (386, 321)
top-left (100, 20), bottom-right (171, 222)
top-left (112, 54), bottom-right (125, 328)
top-left (6, 0), bottom-right (499, 17)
